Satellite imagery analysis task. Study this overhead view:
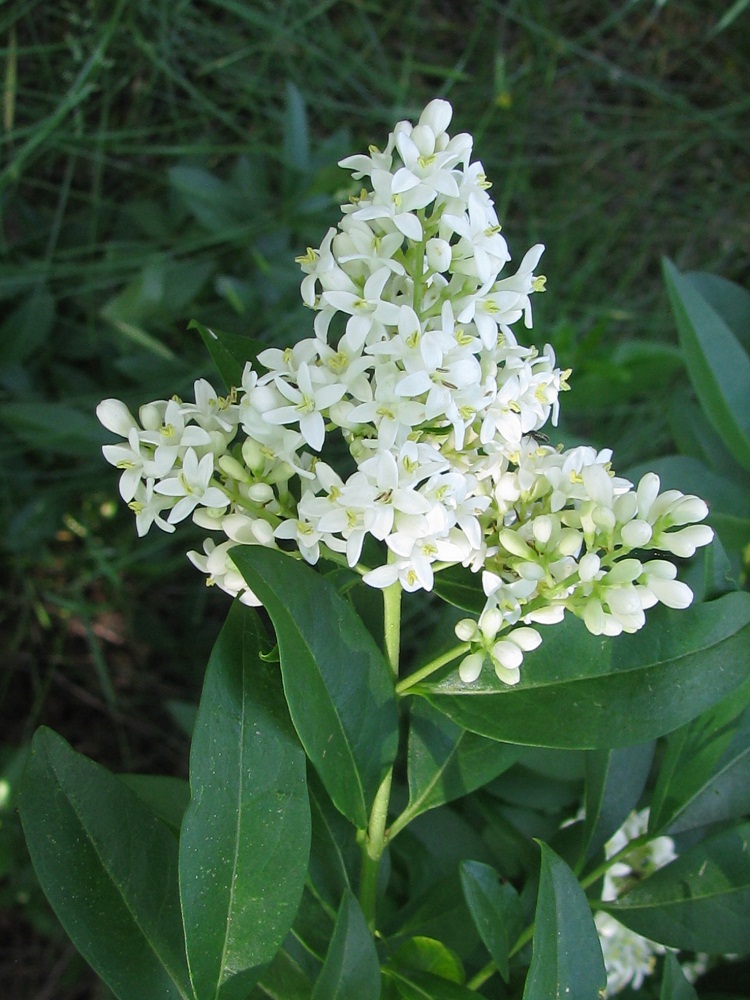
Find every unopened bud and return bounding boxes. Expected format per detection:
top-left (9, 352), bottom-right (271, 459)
top-left (219, 455), bottom-right (250, 482)
top-left (426, 237), bottom-right (452, 273)
top-left (242, 438), bottom-right (265, 474)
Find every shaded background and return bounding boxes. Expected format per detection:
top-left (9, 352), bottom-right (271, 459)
top-left (1, 1), bottom-right (749, 995)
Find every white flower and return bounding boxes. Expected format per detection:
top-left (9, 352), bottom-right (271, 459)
top-left (321, 267), bottom-right (402, 350)
top-left (594, 808), bottom-right (677, 995)
top-left (97, 398), bottom-right (139, 437)
top-left (154, 448), bottom-right (230, 523)
top-left (127, 477), bottom-right (176, 536)
top-left (98, 96), bottom-right (715, 650)
top-left (181, 378), bottom-right (239, 435)
top-left (595, 911), bottom-right (663, 995)
top-left (187, 539), bottom-right (261, 606)
top-left (262, 362), bottom-right (346, 452)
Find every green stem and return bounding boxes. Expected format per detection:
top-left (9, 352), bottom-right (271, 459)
top-left (395, 641), bottom-right (470, 694)
top-left (358, 578), bottom-right (402, 929)
top-left (358, 769), bottom-right (394, 930)
top-left (579, 832), bottom-right (652, 892)
top-left (466, 960), bottom-right (497, 991)
top-left (464, 834), bottom-right (656, 989)
top-left (383, 579), bottom-right (402, 680)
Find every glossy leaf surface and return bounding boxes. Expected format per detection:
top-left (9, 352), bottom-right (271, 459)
top-left (180, 604), bottom-right (310, 1000)
top-left (311, 891), bottom-right (380, 1000)
top-left (432, 565), bottom-right (485, 614)
top-left (459, 860), bottom-right (523, 982)
top-left (189, 319), bottom-right (267, 391)
top-left (581, 743), bottom-right (654, 861)
top-left (233, 547), bottom-right (398, 829)
top-left (385, 970), bottom-right (479, 999)
top-left (660, 952), bottom-right (699, 1000)
top-left (398, 700), bottom-right (518, 828)
top-left (649, 678), bottom-right (750, 835)
top-left (307, 782), bottom-right (355, 910)
top-left (523, 843), bottom-right (606, 1000)
top-left (118, 774), bottom-right (190, 835)
top-left (604, 822), bottom-right (750, 952)
top-left (19, 728), bottom-right (193, 1000)
top-left (251, 947), bottom-right (313, 1000)
top-left (388, 936), bottom-right (464, 983)
top-left (415, 594), bottom-right (750, 748)
top-left (664, 257), bottom-right (750, 470)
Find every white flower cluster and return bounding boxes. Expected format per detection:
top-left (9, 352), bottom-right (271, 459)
top-left (97, 99), bottom-right (713, 684)
top-left (595, 808), bottom-right (676, 995)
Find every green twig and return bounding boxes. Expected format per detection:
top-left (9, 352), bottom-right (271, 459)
top-left (395, 641), bottom-right (470, 694)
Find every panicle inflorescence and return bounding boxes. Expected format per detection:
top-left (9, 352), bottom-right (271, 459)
top-left (97, 99), bottom-right (713, 685)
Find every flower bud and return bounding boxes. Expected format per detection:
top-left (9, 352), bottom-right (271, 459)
top-left (219, 455), bottom-right (250, 483)
top-left (606, 558), bottom-right (643, 584)
top-left (499, 528), bottom-right (534, 559)
top-left (455, 618), bottom-right (479, 642)
top-left (139, 402), bottom-right (165, 431)
top-left (426, 238), bottom-right (452, 273)
top-left (97, 399), bottom-right (138, 437)
top-left (459, 652), bottom-right (484, 683)
top-left (241, 439), bottom-right (264, 473)
top-left (419, 98), bottom-right (453, 137)
top-left (479, 607), bottom-right (503, 639)
top-left (410, 123), bottom-right (436, 157)
top-left (656, 524), bottom-right (714, 558)
top-left (620, 518), bottom-right (652, 548)
top-left (636, 473), bottom-right (661, 516)
top-left (247, 482), bottom-right (274, 503)
top-left (532, 515), bottom-right (553, 546)
top-left (578, 552), bottom-right (601, 582)
top-left (646, 576), bottom-right (693, 610)
top-left (509, 626), bottom-right (542, 651)
top-left (266, 461), bottom-right (294, 485)
top-left (671, 496), bottom-right (709, 525)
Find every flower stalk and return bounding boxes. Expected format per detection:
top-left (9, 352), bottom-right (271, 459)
top-left (359, 579), bottom-right (402, 928)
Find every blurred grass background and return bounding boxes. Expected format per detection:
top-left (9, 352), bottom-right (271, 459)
top-left (1, 1), bottom-right (748, 995)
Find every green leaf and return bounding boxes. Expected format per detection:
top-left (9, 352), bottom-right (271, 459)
top-left (385, 873), bottom-right (480, 958)
top-left (396, 700), bottom-right (518, 829)
top-left (660, 952), bottom-right (699, 1000)
top-left (685, 271), bottom-right (750, 355)
top-left (581, 743), bottom-right (654, 861)
top-left (433, 565), bottom-right (485, 614)
top-left (649, 678), bottom-right (750, 835)
top-left (188, 319), bottom-right (267, 391)
top-left (459, 860), bottom-right (523, 982)
top-left (385, 969), bottom-right (479, 999)
top-left (251, 946), bottom-right (314, 999)
top-left (388, 936), bottom-right (464, 984)
top-left (119, 775), bottom-right (190, 835)
top-left (179, 604), bottom-right (310, 1000)
top-left (308, 782), bottom-right (354, 910)
top-left (664, 257), bottom-right (750, 471)
top-left (232, 547), bottom-right (398, 829)
top-left (0, 286), bottom-right (55, 367)
top-left (523, 842), bottom-right (607, 1000)
top-left (414, 593), bottom-right (750, 749)
top-left (668, 395), bottom-right (742, 479)
top-left (311, 891), bottom-right (380, 1000)
top-left (603, 821), bottom-right (750, 952)
top-left (18, 728), bottom-right (193, 1000)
